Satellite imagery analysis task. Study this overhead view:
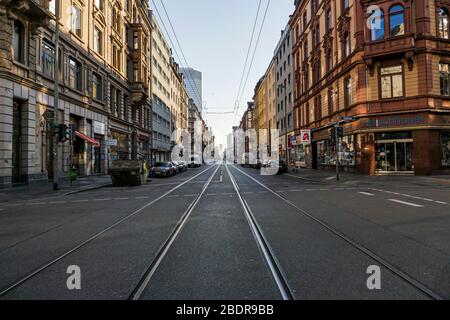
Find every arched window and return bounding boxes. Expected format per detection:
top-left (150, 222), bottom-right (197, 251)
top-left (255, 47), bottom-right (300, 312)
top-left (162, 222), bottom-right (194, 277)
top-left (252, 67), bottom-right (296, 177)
top-left (369, 8), bottom-right (385, 40)
top-left (13, 20), bottom-right (24, 63)
top-left (438, 7), bottom-right (449, 39)
top-left (389, 5), bottom-right (405, 37)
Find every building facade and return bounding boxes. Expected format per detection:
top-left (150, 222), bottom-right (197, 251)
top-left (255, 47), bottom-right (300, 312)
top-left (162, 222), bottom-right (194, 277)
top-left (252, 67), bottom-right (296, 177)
top-left (291, 0), bottom-right (450, 175)
top-left (274, 24), bottom-right (295, 165)
top-left (0, 0), bottom-right (153, 188)
top-left (180, 67), bottom-right (202, 115)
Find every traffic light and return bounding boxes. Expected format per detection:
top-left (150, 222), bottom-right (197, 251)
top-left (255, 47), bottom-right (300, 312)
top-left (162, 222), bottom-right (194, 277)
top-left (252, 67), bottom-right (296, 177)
top-left (336, 126), bottom-right (344, 138)
top-left (58, 124), bottom-right (70, 142)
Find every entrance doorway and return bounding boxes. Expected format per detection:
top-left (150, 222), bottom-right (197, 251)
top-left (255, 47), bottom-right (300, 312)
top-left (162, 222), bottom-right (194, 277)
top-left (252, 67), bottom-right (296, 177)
top-left (12, 101), bottom-right (22, 183)
top-left (375, 140), bottom-right (413, 173)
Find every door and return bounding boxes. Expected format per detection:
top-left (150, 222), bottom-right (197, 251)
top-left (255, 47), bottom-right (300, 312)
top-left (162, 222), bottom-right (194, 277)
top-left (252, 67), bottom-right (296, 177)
top-left (12, 101), bottom-right (22, 183)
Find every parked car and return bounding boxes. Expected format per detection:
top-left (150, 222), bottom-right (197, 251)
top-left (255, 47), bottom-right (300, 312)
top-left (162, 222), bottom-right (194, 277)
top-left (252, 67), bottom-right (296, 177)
top-left (171, 161), bottom-right (184, 174)
top-left (151, 162), bottom-right (176, 178)
top-left (179, 161), bottom-right (188, 172)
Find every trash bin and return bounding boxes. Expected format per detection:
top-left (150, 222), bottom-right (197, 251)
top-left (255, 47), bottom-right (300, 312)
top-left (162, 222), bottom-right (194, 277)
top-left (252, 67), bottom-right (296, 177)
top-left (69, 168), bottom-right (78, 186)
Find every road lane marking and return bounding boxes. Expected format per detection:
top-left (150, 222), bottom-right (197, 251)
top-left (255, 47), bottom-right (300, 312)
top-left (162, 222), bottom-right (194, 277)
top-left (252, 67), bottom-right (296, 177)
top-left (48, 201), bottom-right (66, 204)
top-left (70, 199), bottom-right (89, 203)
top-left (6, 204), bottom-right (22, 207)
top-left (134, 196), bottom-right (149, 199)
top-left (27, 202), bottom-right (46, 206)
top-left (114, 197), bottom-right (130, 201)
top-left (370, 188), bottom-right (448, 206)
top-left (93, 198), bottom-right (110, 202)
top-left (358, 192), bottom-right (375, 196)
top-left (388, 199), bottom-right (424, 208)
top-left (435, 201), bottom-right (448, 205)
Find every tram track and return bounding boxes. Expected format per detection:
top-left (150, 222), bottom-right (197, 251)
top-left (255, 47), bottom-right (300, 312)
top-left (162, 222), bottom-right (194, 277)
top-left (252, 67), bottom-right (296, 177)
top-left (228, 164), bottom-right (445, 300)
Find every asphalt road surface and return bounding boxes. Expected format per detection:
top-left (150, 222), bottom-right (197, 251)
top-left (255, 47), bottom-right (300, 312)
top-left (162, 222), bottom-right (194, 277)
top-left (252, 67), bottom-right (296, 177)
top-left (0, 163), bottom-right (449, 300)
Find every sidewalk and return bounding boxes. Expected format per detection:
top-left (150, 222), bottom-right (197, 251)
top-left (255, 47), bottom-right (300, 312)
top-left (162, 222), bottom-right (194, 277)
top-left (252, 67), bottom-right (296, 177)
top-left (284, 168), bottom-right (450, 187)
top-left (0, 175), bottom-right (112, 203)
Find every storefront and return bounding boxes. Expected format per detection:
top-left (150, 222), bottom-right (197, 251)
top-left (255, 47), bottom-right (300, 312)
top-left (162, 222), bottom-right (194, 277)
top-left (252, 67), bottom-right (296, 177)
top-left (308, 113), bottom-right (450, 176)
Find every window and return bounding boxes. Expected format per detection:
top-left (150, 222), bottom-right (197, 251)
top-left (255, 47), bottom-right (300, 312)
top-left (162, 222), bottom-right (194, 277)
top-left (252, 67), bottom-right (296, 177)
top-left (112, 45), bottom-right (121, 71)
top-left (326, 9), bottom-right (332, 31)
top-left (68, 57), bottom-right (82, 91)
top-left (438, 7), bottom-right (449, 39)
top-left (389, 5), bottom-right (405, 37)
top-left (344, 77), bottom-right (352, 106)
top-left (133, 62), bottom-right (139, 82)
top-left (42, 41), bottom-right (54, 78)
top-left (94, 27), bottom-right (102, 54)
top-left (13, 20), bottom-right (24, 63)
top-left (328, 89), bottom-right (334, 115)
top-left (343, 32), bottom-right (350, 58)
top-left (303, 11), bottom-right (308, 30)
top-left (342, 0), bottom-right (349, 11)
top-left (133, 31), bottom-right (139, 50)
top-left (369, 8), bottom-right (385, 40)
top-left (326, 48), bottom-right (333, 71)
top-left (71, 6), bottom-right (81, 37)
top-left (92, 73), bottom-right (102, 100)
top-left (94, 0), bottom-right (102, 11)
top-left (314, 96), bottom-right (322, 121)
top-left (313, 27), bottom-right (320, 47)
top-left (442, 132), bottom-right (450, 166)
top-left (380, 65), bottom-right (403, 98)
top-left (312, 61), bottom-right (321, 84)
top-left (49, 0), bottom-right (55, 14)
top-left (311, 0), bottom-right (318, 14)
top-left (440, 63), bottom-right (450, 96)
top-left (303, 41), bottom-right (308, 61)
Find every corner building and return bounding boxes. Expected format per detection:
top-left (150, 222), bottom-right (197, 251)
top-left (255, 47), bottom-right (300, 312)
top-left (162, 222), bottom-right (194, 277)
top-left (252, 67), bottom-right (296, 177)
top-left (291, 0), bottom-right (450, 175)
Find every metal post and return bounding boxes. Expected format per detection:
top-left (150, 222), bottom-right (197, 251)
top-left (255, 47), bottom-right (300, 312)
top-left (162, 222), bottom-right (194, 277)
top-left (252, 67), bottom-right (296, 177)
top-left (52, 0), bottom-right (60, 191)
top-left (335, 125), bottom-right (340, 182)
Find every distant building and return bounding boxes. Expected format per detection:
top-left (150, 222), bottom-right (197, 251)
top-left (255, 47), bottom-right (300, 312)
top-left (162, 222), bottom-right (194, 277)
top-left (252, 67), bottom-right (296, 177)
top-left (180, 67), bottom-right (202, 114)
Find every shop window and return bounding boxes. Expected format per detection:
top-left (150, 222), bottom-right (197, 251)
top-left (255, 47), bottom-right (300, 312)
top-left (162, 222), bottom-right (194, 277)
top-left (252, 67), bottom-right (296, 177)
top-left (440, 63), bottom-right (450, 95)
top-left (42, 41), bottom-right (54, 78)
top-left (369, 8), bottom-right (385, 41)
top-left (389, 5), bottom-right (405, 37)
top-left (438, 7), bottom-right (449, 39)
top-left (380, 64), bottom-right (404, 98)
top-left (68, 57), bottom-right (82, 91)
top-left (340, 135), bottom-right (356, 166)
top-left (13, 20), bottom-right (25, 63)
top-left (442, 132), bottom-right (450, 166)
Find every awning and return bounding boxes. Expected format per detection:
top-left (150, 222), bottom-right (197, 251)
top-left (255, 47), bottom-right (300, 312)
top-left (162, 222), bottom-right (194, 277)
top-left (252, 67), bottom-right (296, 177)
top-left (75, 131), bottom-right (101, 147)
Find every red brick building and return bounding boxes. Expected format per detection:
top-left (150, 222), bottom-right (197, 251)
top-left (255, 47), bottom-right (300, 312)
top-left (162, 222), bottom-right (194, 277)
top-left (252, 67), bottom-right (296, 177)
top-left (291, 0), bottom-right (450, 175)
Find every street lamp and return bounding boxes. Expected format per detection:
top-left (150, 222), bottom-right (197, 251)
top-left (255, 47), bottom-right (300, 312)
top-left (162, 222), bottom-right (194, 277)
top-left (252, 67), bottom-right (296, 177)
top-left (278, 83), bottom-right (288, 168)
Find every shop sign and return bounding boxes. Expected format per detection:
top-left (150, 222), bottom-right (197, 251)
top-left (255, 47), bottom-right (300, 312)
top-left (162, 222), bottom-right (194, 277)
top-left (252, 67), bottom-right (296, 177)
top-left (94, 121), bottom-right (106, 135)
top-left (300, 130), bottom-right (312, 145)
top-left (106, 139), bottom-right (118, 147)
top-left (361, 116), bottom-right (426, 128)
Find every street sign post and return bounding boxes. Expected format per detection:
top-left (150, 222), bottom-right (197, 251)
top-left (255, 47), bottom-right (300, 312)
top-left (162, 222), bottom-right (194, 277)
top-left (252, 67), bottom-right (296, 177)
top-left (300, 130), bottom-right (311, 145)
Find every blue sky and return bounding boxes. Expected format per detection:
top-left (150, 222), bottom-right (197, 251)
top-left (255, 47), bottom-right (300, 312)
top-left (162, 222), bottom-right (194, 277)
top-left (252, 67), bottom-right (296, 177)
top-left (149, 0), bottom-right (295, 146)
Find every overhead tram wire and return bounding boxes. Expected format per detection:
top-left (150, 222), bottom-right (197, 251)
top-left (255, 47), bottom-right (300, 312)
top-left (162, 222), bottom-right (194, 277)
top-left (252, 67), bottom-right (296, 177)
top-left (158, 0), bottom-right (204, 112)
top-left (233, 0), bottom-right (272, 125)
top-left (150, 0), bottom-right (203, 113)
top-left (233, 0), bottom-right (263, 116)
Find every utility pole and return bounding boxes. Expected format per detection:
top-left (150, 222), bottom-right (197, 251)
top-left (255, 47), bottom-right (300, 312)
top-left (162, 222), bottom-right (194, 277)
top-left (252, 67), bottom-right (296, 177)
top-left (52, 0), bottom-right (61, 191)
